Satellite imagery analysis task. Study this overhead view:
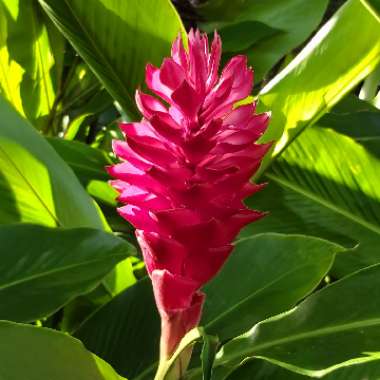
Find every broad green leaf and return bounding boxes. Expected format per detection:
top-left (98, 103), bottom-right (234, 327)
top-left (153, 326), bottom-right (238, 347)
top-left (257, 0), bottom-right (380, 172)
top-left (317, 95), bottom-right (380, 159)
top-left (0, 0), bottom-right (63, 128)
top-left (60, 255), bottom-right (137, 334)
top-left (226, 359), bottom-right (302, 380)
top-left (308, 360), bottom-right (380, 380)
top-left (330, 93), bottom-right (380, 113)
top-left (61, 257), bottom-right (139, 334)
top-left (0, 224), bottom-right (132, 322)
top-left (75, 278), bottom-right (160, 380)
top-left (242, 126), bottom-right (380, 277)
top-left (211, 263), bottom-right (380, 379)
top-left (47, 138), bottom-right (119, 206)
top-left (200, 0), bottom-right (328, 81)
top-left (0, 95), bottom-right (103, 228)
top-left (201, 234), bottom-right (342, 341)
top-left (226, 358), bottom-right (380, 380)
top-left (47, 137), bottom-right (114, 185)
top-left (48, 138), bottom-right (123, 237)
top-left (319, 94), bottom-right (380, 138)
top-left (39, 0), bottom-right (186, 119)
top-left (0, 321), bottom-right (125, 380)
top-left (196, 0), bottom-right (251, 22)
top-left (47, 135), bottom-right (138, 252)
top-left (215, 21), bottom-right (281, 53)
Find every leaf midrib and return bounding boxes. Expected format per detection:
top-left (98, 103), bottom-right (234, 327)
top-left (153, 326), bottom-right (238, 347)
top-left (60, 0), bottom-right (135, 111)
top-left (205, 262), bottom-right (316, 330)
top-left (219, 317), bottom-right (380, 365)
top-left (0, 144), bottom-right (60, 226)
top-left (266, 172), bottom-right (380, 235)
top-left (0, 253), bottom-right (125, 292)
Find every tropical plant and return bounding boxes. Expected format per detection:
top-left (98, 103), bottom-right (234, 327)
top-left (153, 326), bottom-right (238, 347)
top-left (0, 0), bottom-right (380, 379)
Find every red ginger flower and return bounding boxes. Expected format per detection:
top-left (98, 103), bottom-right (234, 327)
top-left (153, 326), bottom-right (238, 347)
top-left (108, 30), bottom-right (271, 359)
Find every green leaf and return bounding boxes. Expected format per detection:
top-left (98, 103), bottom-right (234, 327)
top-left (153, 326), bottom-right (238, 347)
top-left (86, 180), bottom-right (118, 207)
top-left (317, 94), bottom-right (380, 160)
top-left (0, 224), bottom-right (132, 322)
top-left (0, 321), bottom-right (125, 380)
top-left (48, 138), bottom-right (120, 220)
top-left (257, 0), bottom-right (380, 172)
top-left (200, 0), bottom-right (329, 81)
top-left (201, 234), bottom-right (342, 341)
top-left (318, 95), bottom-right (380, 138)
top-left (201, 335), bottom-right (220, 380)
top-left (225, 359), bottom-right (301, 380)
top-left (103, 256), bottom-right (137, 297)
top-left (212, 263), bottom-right (380, 379)
top-left (39, 0), bottom-right (185, 119)
top-left (47, 137), bottom-right (114, 184)
top-left (74, 277), bottom-right (160, 380)
top-left (226, 358), bottom-right (380, 380)
top-left (215, 21), bottom-right (281, 53)
top-left (242, 126), bottom-right (380, 277)
top-left (0, 95), bottom-right (104, 228)
top-left (0, 0), bottom-right (63, 128)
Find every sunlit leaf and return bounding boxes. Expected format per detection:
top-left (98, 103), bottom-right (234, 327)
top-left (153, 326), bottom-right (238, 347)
top-left (0, 95), bottom-right (103, 228)
top-left (0, 0), bottom-right (63, 128)
top-left (258, 0), bottom-right (380, 172)
top-left (39, 0), bottom-right (186, 119)
top-left (242, 125), bottom-right (380, 277)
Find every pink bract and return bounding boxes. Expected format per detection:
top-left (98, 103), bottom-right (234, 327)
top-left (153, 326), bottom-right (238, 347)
top-left (108, 29), bottom-right (271, 358)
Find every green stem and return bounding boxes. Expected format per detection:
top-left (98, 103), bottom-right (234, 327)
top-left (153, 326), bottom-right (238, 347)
top-left (153, 328), bottom-right (202, 380)
top-left (154, 347), bottom-right (193, 380)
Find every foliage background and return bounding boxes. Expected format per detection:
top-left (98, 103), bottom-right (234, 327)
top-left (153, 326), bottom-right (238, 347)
top-left (0, 0), bottom-right (380, 379)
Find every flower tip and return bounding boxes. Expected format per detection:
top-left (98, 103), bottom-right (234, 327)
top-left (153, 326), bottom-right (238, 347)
top-left (145, 62), bottom-right (156, 75)
top-left (134, 88), bottom-right (141, 100)
top-left (188, 27), bottom-right (195, 39)
top-left (260, 210), bottom-right (270, 218)
top-left (212, 30), bottom-right (222, 50)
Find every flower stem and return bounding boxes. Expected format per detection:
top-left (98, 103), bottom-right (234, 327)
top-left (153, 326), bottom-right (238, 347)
top-left (154, 346), bottom-right (193, 380)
